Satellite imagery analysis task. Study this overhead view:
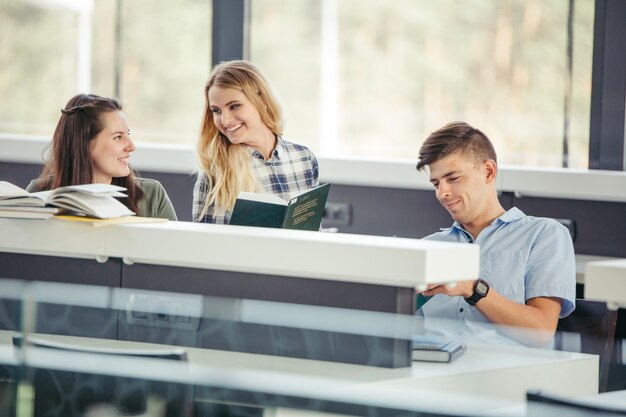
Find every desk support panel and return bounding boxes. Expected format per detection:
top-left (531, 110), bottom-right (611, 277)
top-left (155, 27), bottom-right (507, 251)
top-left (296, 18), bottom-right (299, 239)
top-left (120, 262), bottom-right (415, 368)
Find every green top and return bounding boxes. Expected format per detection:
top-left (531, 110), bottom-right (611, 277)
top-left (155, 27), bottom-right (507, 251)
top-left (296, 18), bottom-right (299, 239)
top-left (26, 177), bottom-right (177, 221)
top-left (135, 178), bottom-right (177, 220)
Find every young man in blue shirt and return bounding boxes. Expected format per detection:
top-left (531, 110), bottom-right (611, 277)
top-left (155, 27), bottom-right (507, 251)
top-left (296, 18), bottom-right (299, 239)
top-left (416, 121), bottom-right (576, 347)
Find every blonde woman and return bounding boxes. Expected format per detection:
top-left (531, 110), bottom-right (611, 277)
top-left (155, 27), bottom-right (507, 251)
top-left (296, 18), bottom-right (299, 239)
top-left (193, 60), bottom-right (319, 223)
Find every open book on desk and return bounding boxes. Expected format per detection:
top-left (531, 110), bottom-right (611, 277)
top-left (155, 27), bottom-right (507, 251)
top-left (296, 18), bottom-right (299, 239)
top-left (0, 181), bottom-right (134, 219)
top-left (229, 183), bottom-right (330, 231)
top-left (412, 334), bottom-right (466, 363)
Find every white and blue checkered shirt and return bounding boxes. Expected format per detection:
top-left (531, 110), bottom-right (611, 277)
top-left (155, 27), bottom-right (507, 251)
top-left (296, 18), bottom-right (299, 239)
top-left (193, 137), bottom-right (319, 223)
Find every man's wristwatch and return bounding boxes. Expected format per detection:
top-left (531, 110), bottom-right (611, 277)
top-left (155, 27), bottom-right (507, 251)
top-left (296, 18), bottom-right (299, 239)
top-left (465, 279), bottom-right (490, 306)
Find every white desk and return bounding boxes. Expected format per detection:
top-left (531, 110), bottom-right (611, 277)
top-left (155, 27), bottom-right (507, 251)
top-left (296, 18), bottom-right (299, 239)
top-left (0, 217), bottom-right (479, 288)
top-left (575, 254), bottom-right (619, 285)
top-left (585, 259), bottom-right (626, 308)
top-left (0, 217), bottom-right (480, 368)
top-left (0, 331), bottom-right (599, 416)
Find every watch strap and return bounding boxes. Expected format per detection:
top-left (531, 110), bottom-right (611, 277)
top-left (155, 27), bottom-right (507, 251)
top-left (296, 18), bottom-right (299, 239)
top-left (465, 279), bottom-right (489, 306)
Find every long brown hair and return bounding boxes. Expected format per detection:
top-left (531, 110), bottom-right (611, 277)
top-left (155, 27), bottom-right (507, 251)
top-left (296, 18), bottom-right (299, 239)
top-left (34, 94), bottom-right (144, 215)
top-left (197, 60), bottom-right (283, 218)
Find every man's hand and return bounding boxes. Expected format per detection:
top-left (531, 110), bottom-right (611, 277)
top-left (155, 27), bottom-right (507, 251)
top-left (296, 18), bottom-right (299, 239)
top-left (418, 280), bottom-right (563, 347)
top-left (419, 280), bottom-right (475, 299)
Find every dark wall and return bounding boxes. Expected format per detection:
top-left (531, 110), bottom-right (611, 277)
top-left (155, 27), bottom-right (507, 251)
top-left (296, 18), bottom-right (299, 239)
top-left (2, 161), bottom-right (625, 256)
top-left (512, 196), bottom-right (626, 257)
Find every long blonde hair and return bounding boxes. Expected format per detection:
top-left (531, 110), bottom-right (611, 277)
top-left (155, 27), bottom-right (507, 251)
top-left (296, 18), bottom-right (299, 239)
top-left (197, 60), bottom-right (283, 218)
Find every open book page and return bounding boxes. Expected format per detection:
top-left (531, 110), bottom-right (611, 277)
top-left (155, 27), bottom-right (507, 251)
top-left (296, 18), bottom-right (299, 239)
top-left (0, 181), bottom-right (29, 197)
top-left (0, 183), bottom-right (129, 215)
top-left (51, 183), bottom-right (127, 195)
top-left (236, 191), bottom-right (288, 206)
top-left (50, 193), bottom-right (134, 219)
top-left (0, 184), bottom-right (48, 207)
top-left (54, 184), bottom-right (126, 194)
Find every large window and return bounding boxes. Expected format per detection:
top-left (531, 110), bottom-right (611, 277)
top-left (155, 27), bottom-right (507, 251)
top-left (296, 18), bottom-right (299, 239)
top-left (0, 0), bottom-right (211, 145)
top-left (250, 0), bottom-right (594, 168)
top-left (1, 0), bottom-right (598, 168)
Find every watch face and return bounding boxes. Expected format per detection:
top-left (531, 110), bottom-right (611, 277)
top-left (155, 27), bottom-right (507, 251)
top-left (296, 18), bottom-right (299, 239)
top-left (476, 281), bottom-right (488, 295)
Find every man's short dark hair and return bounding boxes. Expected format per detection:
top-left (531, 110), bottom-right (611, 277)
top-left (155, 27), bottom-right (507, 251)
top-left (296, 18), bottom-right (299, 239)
top-left (416, 121), bottom-right (497, 171)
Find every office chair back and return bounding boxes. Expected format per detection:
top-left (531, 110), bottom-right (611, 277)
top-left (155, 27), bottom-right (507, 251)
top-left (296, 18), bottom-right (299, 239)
top-left (555, 298), bottom-right (618, 393)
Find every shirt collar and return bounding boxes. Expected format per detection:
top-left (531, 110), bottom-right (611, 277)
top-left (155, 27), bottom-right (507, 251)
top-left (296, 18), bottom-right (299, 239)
top-left (247, 136), bottom-right (284, 161)
top-left (443, 207), bottom-right (525, 232)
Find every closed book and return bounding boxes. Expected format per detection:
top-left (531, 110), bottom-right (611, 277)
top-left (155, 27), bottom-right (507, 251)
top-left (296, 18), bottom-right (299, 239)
top-left (0, 207), bottom-right (60, 220)
top-left (229, 183), bottom-right (330, 231)
top-left (415, 293), bottom-right (433, 310)
top-left (412, 335), bottom-right (466, 363)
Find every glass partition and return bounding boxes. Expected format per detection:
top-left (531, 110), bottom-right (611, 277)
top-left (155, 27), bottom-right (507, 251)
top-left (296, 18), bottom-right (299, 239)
top-left (0, 278), bottom-right (619, 417)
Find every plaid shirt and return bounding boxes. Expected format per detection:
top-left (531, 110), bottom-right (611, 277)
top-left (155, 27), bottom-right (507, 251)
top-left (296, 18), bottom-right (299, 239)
top-left (193, 137), bottom-right (319, 223)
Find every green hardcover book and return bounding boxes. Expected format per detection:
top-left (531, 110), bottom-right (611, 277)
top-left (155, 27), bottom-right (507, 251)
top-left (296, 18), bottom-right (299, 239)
top-left (229, 183), bottom-right (331, 231)
top-left (415, 293), bottom-right (433, 310)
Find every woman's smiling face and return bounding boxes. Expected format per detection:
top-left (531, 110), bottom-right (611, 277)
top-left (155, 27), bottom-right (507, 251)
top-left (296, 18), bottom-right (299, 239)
top-left (89, 110), bottom-right (135, 184)
top-left (208, 86), bottom-right (274, 152)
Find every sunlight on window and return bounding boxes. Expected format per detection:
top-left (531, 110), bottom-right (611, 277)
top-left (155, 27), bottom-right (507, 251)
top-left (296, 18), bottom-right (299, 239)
top-left (1, 0), bottom-right (595, 168)
top-left (250, 0), bottom-right (594, 168)
top-left (0, 0), bottom-right (210, 145)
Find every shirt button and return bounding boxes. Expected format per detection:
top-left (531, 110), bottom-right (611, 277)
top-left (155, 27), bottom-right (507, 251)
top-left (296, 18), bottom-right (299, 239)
top-left (459, 308), bottom-right (464, 313)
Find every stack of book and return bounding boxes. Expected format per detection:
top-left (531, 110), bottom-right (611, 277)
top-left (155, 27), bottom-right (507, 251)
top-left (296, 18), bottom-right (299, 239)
top-left (0, 181), bottom-right (135, 220)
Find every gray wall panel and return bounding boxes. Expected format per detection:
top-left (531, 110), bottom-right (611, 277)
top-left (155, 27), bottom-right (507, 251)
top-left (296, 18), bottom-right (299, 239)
top-left (1, 161), bottom-right (623, 256)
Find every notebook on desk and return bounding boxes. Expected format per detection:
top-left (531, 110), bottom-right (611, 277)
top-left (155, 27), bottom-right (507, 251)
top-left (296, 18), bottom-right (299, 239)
top-left (412, 334), bottom-right (466, 363)
top-left (12, 333), bottom-right (187, 361)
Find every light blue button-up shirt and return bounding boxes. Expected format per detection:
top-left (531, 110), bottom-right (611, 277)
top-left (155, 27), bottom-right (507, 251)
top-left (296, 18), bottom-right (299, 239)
top-left (420, 207), bottom-right (576, 345)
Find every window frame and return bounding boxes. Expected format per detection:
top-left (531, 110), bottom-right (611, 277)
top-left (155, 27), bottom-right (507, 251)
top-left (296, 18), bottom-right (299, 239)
top-left (589, 0), bottom-right (626, 171)
top-left (217, 0), bottom-right (626, 172)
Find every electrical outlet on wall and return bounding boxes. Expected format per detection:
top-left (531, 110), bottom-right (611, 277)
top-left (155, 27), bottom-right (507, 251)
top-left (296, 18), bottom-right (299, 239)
top-left (323, 202), bottom-right (352, 227)
top-left (126, 292), bottom-right (202, 331)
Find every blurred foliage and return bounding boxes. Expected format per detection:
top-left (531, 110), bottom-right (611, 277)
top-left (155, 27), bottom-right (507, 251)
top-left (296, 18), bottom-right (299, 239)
top-left (252, 0), bottom-right (594, 168)
top-left (0, 0), bottom-right (210, 144)
top-left (1, 0), bottom-right (593, 167)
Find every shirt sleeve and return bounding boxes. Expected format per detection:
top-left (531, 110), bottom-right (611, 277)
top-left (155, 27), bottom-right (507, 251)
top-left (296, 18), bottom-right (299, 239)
top-left (153, 182), bottom-right (177, 221)
top-left (310, 152), bottom-right (320, 187)
top-left (192, 172), bottom-right (212, 222)
top-left (524, 220), bottom-right (576, 318)
top-left (137, 179), bottom-right (177, 221)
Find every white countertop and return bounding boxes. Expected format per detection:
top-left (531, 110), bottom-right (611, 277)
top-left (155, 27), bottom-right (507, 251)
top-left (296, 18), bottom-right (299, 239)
top-left (585, 259), bottom-right (626, 309)
top-left (0, 217), bottom-right (479, 288)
